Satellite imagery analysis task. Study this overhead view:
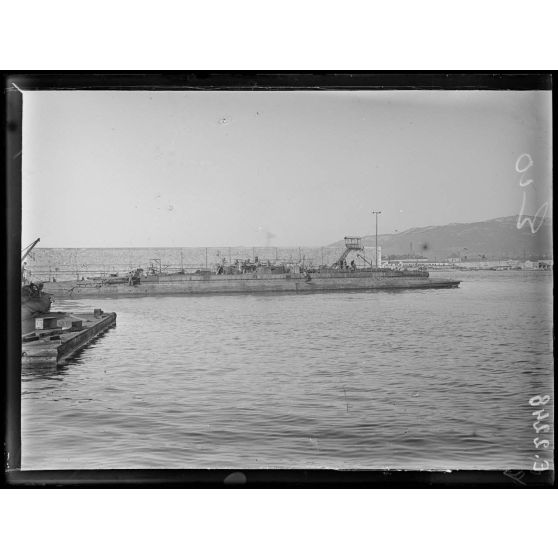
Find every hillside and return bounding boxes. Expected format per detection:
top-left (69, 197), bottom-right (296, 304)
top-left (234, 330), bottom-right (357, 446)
top-left (329, 216), bottom-right (553, 260)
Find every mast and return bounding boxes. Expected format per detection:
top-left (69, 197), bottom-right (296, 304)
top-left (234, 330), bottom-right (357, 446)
top-left (371, 211), bottom-right (381, 268)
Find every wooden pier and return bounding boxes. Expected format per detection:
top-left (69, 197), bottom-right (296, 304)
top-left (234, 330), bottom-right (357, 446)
top-left (22, 310), bottom-right (117, 368)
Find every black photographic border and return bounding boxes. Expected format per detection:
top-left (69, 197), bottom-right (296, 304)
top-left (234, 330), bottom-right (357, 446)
top-left (2, 71), bottom-right (555, 488)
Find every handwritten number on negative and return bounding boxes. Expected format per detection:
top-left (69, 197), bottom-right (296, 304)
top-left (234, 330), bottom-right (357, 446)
top-left (533, 437), bottom-right (550, 450)
top-left (515, 154), bottom-right (549, 234)
top-left (529, 395), bottom-right (550, 406)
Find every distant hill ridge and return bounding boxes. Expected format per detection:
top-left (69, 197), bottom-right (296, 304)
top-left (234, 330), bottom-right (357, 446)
top-left (330, 215), bottom-right (553, 260)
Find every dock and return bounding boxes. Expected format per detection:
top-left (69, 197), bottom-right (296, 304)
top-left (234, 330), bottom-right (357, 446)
top-left (22, 309), bottom-right (117, 368)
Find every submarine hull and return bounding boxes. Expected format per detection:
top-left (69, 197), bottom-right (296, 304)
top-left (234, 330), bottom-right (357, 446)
top-left (43, 271), bottom-right (461, 298)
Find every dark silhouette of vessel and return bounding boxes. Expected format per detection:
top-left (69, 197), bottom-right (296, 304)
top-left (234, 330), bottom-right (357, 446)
top-left (42, 237), bottom-right (460, 298)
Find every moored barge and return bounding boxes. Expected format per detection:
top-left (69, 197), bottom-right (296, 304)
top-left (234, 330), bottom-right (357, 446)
top-left (41, 237), bottom-right (460, 298)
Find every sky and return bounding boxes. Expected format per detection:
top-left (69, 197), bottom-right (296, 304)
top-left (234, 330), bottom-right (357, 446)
top-left (22, 89), bottom-right (552, 247)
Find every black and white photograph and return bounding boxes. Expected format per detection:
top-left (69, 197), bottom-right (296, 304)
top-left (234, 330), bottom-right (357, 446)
top-left (6, 74), bottom-right (554, 481)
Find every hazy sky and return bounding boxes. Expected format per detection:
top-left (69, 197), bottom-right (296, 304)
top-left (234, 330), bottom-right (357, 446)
top-left (22, 89), bottom-right (552, 247)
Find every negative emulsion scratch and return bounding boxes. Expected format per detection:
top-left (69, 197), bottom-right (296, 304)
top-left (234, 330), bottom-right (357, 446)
top-left (11, 82), bottom-right (24, 94)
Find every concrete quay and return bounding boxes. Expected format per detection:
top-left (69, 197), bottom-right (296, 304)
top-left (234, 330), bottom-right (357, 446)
top-left (21, 310), bottom-right (117, 369)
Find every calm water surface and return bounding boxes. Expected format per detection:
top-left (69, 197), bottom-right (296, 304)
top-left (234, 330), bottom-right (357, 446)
top-left (22, 271), bottom-right (554, 469)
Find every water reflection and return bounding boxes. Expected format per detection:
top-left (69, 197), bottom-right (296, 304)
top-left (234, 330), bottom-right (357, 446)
top-left (21, 271), bottom-right (554, 470)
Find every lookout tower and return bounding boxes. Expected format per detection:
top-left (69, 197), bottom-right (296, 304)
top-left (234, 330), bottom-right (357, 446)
top-left (334, 237), bottom-right (364, 267)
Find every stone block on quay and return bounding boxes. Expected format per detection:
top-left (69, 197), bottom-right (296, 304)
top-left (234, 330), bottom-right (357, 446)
top-left (57, 317), bottom-right (83, 330)
top-left (35, 316), bottom-right (58, 330)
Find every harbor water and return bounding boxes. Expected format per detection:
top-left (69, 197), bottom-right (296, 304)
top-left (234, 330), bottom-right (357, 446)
top-left (21, 271), bottom-right (553, 470)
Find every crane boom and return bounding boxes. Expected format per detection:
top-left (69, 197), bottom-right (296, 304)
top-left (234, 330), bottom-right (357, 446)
top-left (22, 237), bottom-right (40, 263)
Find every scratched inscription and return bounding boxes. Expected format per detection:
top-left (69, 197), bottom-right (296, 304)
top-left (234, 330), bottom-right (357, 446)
top-left (515, 153), bottom-right (549, 234)
top-left (529, 394), bottom-right (552, 472)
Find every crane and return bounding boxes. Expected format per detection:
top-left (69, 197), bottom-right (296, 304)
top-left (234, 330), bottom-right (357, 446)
top-left (21, 238), bottom-right (41, 284)
top-left (22, 237), bottom-right (40, 263)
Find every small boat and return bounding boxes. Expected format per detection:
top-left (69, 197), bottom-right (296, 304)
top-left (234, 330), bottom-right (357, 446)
top-left (22, 282), bottom-right (52, 321)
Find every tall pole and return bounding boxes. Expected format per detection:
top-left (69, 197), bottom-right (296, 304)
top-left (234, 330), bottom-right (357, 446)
top-left (372, 211), bottom-right (382, 268)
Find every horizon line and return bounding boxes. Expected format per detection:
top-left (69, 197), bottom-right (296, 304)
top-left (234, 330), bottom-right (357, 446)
top-left (27, 213), bottom-right (552, 249)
